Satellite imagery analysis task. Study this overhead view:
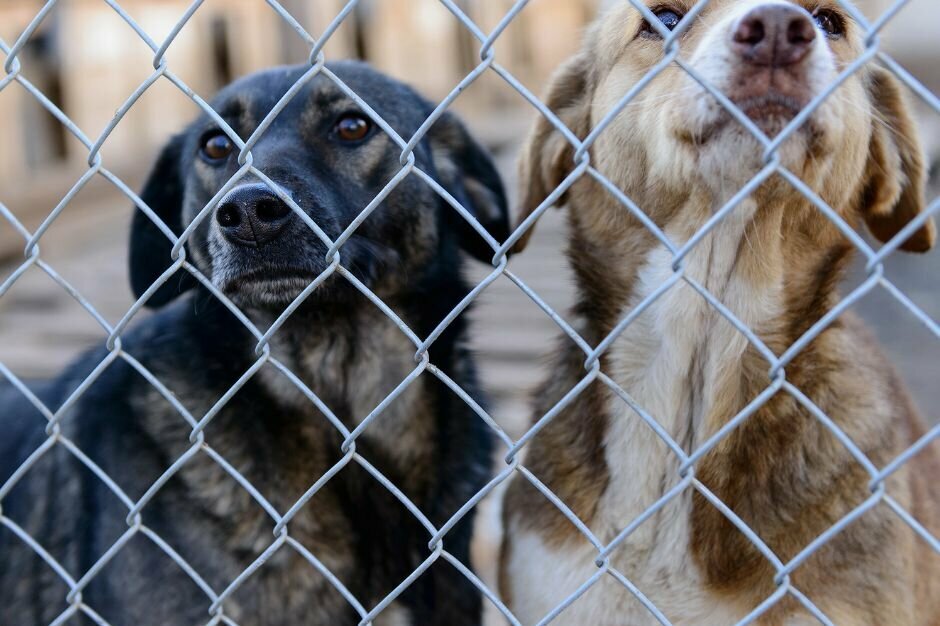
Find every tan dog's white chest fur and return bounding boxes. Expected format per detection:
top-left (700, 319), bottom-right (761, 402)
top-left (507, 204), bottom-right (780, 624)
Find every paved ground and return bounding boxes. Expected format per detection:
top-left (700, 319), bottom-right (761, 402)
top-left (1, 141), bottom-right (937, 622)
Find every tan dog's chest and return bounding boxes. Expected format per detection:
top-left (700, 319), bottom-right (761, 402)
top-left (507, 210), bottom-right (785, 624)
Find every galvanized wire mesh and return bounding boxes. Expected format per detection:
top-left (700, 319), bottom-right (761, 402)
top-left (0, 0), bottom-right (938, 624)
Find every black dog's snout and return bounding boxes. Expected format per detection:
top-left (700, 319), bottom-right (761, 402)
top-left (732, 4), bottom-right (816, 68)
top-left (216, 184), bottom-right (293, 247)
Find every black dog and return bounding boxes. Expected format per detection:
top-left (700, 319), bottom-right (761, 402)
top-left (0, 61), bottom-right (507, 625)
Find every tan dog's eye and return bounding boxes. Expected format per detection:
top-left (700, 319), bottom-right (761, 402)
top-left (641, 8), bottom-right (684, 37)
top-left (200, 131), bottom-right (234, 162)
top-left (334, 114), bottom-right (372, 143)
top-left (812, 9), bottom-right (845, 38)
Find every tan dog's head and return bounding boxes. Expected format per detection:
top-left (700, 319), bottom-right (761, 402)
top-left (516, 0), bottom-right (934, 255)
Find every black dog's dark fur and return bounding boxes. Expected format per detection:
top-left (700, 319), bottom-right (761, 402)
top-left (0, 62), bottom-right (506, 625)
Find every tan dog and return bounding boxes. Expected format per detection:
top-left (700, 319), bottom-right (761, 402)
top-left (500, 1), bottom-right (939, 624)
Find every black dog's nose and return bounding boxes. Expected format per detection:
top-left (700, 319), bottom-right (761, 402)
top-left (216, 184), bottom-right (292, 247)
top-left (732, 4), bottom-right (816, 68)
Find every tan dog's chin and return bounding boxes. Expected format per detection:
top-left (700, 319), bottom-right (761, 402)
top-left (672, 111), bottom-right (834, 187)
top-left (675, 106), bottom-right (826, 144)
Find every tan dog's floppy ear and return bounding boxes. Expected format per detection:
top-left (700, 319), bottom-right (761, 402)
top-left (859, 65), bottom-right (935, 252)
top-left (514, 53), bottom-right (593, 253)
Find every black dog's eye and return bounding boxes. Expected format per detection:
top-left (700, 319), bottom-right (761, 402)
top-left (812, 9), bottom-right (844, 38)
top-left (642, 8), bottom-right (684, 37)
top-left (200, 131), bottom-right (234, 162)
top-left (334, 114), bottom-right (372, 142)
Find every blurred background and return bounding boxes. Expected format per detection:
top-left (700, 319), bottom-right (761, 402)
top-left (1, 1), bottom-right (938, 619)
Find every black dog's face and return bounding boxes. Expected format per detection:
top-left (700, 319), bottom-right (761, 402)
top-left (130, 62), bottom-right (508, 311)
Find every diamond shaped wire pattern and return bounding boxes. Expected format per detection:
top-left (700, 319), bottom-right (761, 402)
top-left (0, 0), bottom-right (938, 624)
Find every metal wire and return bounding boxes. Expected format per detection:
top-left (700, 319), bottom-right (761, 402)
top-left (0, 0), bottom-right (937, 624)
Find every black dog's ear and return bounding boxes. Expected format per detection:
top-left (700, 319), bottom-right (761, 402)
top-left (129, 133), bottom-right (197, 307)
top-left (428, 112), bottom-right (510, 263)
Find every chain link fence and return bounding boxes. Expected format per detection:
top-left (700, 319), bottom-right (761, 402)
top-left (0, 0), bottom-right (938, 624)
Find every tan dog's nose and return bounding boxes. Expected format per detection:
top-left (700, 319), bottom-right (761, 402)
top-left (732, 4), bottom-right (816, 68)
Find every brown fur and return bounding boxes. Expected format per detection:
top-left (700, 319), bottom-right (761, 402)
top-left (501, 1), bottom-right (938, 623)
